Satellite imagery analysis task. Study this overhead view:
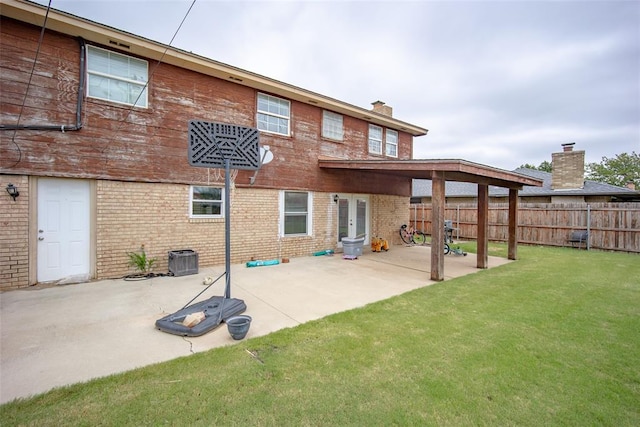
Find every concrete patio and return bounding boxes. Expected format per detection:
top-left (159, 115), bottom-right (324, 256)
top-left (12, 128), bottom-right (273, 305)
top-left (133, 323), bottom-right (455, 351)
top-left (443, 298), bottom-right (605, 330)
top-left (0, 245), bottom-right (511, 403)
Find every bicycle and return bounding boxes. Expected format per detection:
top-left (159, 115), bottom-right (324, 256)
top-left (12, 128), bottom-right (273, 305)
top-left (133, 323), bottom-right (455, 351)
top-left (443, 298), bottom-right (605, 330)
top-left (399, 224), bottom-right (427, 245)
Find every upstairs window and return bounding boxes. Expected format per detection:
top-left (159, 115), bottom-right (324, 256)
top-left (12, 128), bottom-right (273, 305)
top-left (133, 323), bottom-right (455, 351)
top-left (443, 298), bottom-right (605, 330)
top-left (257, 93), bottom-right (290, 136)
top-left (386, 129), bottom-right (398, 157)
top-left (87, 45), bottom-right (148, 107)
top-left (190, 186), bottom-right (223, 218)
top-left (322, 111), bottom-right (343, 141)
top-left (368, 124), bottom-right (383, 155)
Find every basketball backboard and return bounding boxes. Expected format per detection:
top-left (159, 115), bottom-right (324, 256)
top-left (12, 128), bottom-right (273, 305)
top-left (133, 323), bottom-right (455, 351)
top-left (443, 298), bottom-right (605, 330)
top-left (188, 120), bottom-right (260, 170)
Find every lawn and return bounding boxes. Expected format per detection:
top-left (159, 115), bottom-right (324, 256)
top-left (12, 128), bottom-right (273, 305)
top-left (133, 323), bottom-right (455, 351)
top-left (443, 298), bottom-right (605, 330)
top-left (1, 245), bottom-right (639, 426)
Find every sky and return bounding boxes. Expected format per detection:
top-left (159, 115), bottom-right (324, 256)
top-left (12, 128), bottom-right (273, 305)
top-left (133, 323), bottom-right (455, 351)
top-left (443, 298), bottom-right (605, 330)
top-left (31, 0), bottom-right (640, 171)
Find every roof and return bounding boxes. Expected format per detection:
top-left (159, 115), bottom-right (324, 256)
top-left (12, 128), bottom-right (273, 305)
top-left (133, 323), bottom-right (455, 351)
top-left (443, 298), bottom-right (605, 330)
top-left (412, 167), bottom-right (640, 199)
top-left (319, 159), bottom-right (543, 189)
top-left (2, 0), bottom-right (428, 136)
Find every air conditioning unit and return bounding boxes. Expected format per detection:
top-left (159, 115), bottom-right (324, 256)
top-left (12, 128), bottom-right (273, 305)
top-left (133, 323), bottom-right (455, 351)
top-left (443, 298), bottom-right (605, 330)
top-left (168, 250), bottom-right (199, 276)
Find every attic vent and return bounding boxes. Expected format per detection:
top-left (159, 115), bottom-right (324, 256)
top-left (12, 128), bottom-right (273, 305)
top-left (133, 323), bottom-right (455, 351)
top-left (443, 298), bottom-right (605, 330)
top-left (108, 40), bottom-right (130, 49)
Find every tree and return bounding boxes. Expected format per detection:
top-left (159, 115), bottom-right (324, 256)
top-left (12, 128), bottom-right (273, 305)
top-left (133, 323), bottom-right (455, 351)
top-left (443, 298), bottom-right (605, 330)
top-left (519, 160), bottom-right (552, 172)
top-left (586, 152), bottom-right (640, 188)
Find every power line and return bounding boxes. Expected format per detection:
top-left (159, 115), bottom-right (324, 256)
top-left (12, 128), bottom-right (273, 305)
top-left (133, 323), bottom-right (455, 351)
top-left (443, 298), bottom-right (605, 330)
top-left (4, 0), bottom-right (53, 169)
top-left (101, 0), bottom-right (197, 157)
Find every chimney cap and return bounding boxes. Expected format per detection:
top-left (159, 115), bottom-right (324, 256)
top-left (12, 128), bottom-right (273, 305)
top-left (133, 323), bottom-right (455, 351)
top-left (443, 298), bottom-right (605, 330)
top-left (561, 142), bottom-right (576, 147)
top-left (371, 100), bottom-right (386, 106)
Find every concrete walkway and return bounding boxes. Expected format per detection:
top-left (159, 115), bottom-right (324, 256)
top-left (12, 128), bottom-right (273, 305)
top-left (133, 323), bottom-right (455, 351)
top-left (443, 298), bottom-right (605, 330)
top-left (0, 245), bottom-right (510, 403)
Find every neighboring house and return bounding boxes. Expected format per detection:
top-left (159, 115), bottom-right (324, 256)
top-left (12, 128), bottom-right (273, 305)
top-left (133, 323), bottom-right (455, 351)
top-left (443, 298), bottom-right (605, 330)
top-left (0, 0), bottom-right (539, 289)
top-left (413, 144), bottom-right (640, 204)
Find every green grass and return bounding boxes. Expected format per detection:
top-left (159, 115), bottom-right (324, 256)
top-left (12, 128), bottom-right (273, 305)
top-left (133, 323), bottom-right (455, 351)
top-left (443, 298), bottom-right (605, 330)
top-left (2, 246), bottom-right (639, 426)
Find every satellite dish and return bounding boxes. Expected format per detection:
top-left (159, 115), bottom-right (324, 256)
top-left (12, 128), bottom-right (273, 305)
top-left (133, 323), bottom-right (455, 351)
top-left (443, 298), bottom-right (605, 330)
top-left (260, 145), bottom-right (274, 165)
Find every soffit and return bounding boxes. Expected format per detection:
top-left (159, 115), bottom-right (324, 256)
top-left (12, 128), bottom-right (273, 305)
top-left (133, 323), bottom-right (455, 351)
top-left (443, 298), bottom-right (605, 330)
top-left (318, 158), bottom-right (544, 189)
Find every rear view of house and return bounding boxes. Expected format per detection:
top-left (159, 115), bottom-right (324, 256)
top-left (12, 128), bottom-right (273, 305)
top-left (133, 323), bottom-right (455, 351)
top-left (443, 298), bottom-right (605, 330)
top-left (1, 0), bottom-right (428, 289)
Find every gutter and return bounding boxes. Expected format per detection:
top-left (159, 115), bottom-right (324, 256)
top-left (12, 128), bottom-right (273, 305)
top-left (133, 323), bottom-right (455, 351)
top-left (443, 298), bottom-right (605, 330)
top-left (0, 37), bottom-right (85, 132)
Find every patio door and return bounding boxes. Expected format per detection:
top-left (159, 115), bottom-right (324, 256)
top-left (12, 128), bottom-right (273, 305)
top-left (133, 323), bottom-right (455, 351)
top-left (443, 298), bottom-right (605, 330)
top-left (337, 194), bottom-right (369, 246)
top-left (37, 178), bottom-right (91, 283)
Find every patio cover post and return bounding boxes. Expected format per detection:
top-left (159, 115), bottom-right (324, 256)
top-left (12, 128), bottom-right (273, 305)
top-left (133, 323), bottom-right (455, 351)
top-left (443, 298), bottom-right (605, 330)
top-left (508, 188), bottom-right (518, 260)
top-left (430, 171), bottom-right (445, 281)
top-left (477, 184), bottom-right (489, 269)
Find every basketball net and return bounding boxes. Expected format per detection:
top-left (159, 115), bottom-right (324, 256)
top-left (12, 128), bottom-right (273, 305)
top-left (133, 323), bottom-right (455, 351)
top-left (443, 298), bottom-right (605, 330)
top-left (208, 168), bottom-right (239, 188)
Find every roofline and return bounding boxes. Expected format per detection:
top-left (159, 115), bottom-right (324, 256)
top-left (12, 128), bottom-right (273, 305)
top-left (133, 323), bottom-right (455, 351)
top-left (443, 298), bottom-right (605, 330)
top-left (319, 158), bottom-right (544, 189)
top-left (2, 0), bottom-right (429, 137)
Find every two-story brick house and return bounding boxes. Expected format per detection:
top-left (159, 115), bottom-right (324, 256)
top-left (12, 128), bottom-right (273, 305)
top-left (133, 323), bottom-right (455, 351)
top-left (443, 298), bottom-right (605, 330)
top-left (1, 0), bottom-right (433, 289)
top-left (1, 0), bottom-right (541, 290)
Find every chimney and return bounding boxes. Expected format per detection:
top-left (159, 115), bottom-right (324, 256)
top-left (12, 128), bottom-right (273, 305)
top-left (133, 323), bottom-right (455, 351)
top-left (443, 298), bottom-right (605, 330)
top-left (627, 181), bottom-right (636, 191)
top-left (551, 143), bottom-right (585, 190)
top-left (371, 100), bottom-right (393, 117)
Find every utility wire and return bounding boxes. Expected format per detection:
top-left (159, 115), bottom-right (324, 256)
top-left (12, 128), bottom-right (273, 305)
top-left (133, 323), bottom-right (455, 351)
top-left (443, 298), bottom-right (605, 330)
top-left (4, 0), bottom-right (53, 169)
top-left (101, 0), bottom-right (197, 156)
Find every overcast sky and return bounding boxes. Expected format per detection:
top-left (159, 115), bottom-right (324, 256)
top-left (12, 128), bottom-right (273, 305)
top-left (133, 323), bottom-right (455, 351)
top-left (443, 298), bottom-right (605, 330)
top-left (33, 0), bottom-right (639, 171)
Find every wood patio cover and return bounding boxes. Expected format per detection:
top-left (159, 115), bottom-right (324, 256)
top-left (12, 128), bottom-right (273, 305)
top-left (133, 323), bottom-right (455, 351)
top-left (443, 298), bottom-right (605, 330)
top-left (319, 159), bottom-right (543, 281)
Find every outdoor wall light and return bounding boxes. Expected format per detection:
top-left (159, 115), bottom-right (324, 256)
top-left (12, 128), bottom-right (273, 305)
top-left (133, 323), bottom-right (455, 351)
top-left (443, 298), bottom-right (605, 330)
top-left (333, 194), bottom-right (339, 203)
top-left (6, 183), bottom-right (19, 201)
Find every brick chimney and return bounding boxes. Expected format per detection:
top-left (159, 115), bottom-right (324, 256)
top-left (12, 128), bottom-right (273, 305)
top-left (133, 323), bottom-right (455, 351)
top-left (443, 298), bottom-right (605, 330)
top-left (627, 181), bottom-right (636, 191)
top-left (551, 143), bottom-right (585, 190)
top-left (371, 100), bottom-right (392, 117)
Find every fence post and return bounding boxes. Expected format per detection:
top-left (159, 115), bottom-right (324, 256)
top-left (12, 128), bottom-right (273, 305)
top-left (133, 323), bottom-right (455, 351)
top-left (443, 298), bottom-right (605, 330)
top-left (587, 204), bottom-right (591, 251)
top-left (456, 205), bottom-right (460, 240)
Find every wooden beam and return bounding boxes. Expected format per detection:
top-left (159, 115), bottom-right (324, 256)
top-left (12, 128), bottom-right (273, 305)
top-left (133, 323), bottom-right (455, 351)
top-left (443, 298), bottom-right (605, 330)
top-left (477, 184), bottom-right (489, 269)
top-left (508, 188), bottom-right (518, 260)
top-left (430, 171), bottom-right (445, 281)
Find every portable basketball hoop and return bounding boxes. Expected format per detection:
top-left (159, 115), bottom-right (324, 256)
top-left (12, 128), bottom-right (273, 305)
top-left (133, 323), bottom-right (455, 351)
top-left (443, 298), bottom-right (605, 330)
top-left (156, 121), bottom-right (262, 337)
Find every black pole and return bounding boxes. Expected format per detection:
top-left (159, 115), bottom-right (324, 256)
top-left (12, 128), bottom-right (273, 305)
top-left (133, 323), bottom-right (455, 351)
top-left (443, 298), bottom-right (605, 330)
top-left (224, 158), bottom-right (231, 299)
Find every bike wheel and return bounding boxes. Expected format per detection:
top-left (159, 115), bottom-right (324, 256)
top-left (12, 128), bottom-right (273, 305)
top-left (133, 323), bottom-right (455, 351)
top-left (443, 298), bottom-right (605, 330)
top-left (444, 243), bottom-right (450, 255)
top-left (412, 232), bottom-right (426, 245)
top-left (399, 225), bottom-right (412, 244)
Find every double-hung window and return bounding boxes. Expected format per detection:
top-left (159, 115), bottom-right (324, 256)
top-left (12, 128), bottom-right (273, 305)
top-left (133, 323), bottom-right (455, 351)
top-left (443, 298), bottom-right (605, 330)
top-left (282, 191), bottom-right (311, 236)
top-left (257, 93), bottom-right (290, 135)
top-left (386, 129), bottom-right (398, 157)
top-left (322, 111), bottom-right (343, 141)
top-left (87, 45), bottom-right (148, 107)
top-left (368, 124), bottom-right (383, 155)
top-left (190, 186), bottom-right (223, 218)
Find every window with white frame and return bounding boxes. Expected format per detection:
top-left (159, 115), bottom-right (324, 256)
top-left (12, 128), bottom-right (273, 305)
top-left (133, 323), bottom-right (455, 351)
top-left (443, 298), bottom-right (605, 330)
top-left (386, 129), bottom-right (398, 157)
top-left (368, 124), bottom-right (383, 154)
top-left (282, 191), bottom-right (311, 236)
top-left (87, 45), bottom-right (148, 107)
top-left (322, 110), bottom-right (343, 141)
top-left (190, 186), bottom-right (223, 218)
top-left (257, 93), bottom-right (290, 135)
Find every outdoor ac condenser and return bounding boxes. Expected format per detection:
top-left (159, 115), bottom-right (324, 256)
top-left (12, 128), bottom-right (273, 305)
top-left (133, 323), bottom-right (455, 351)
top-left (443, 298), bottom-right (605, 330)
top-left (168, 250), bottom-right (199, 276)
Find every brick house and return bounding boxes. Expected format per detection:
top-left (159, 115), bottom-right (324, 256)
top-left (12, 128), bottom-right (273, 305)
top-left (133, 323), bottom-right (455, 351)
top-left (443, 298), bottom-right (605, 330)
top-left (1, 0), bottom-right (431, 289)
top-left (1, 0), bottom-right (541, 290)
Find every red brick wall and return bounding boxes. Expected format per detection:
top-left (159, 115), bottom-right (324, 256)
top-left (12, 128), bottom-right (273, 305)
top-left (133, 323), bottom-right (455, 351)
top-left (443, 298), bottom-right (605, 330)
top-left (1, 17), bottom-right (414, 198)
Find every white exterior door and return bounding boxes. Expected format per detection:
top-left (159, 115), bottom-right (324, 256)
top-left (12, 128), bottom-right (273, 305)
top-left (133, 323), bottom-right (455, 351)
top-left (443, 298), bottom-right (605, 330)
top-left (337, 194), bottom-right (369, 245)
top-left (37, 179), bottom-right (91, 283)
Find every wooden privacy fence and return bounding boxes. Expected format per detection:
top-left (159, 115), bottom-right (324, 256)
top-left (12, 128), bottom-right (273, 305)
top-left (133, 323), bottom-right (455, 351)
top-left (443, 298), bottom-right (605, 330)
top-left (409, 203), bottom-right (640, 253)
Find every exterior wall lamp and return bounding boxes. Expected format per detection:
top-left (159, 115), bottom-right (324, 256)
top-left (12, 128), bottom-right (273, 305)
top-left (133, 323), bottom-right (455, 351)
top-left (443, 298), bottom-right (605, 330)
top-left (6, 183), bottom-right (19, 201)
top-left (333, 194), bottom-right (339, 203)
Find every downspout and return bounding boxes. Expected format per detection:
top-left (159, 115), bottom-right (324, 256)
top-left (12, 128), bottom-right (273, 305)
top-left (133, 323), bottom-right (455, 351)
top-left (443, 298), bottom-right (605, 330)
top-left (0, 37), bottom-right (85, 132)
